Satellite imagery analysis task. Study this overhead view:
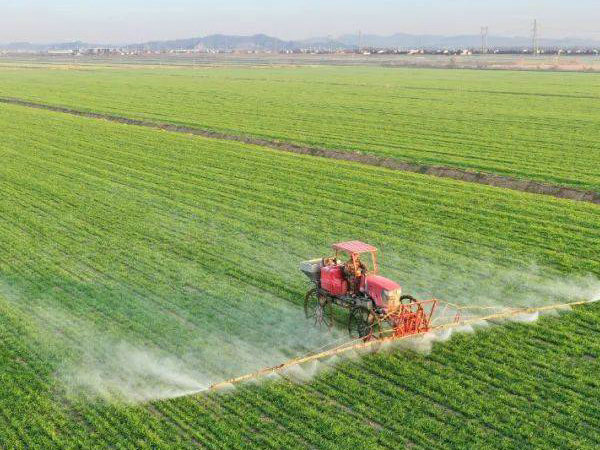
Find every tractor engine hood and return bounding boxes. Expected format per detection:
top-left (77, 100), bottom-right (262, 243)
top-left (365, 275), bottom-right (402, 308)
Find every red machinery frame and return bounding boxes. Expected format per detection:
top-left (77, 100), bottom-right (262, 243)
top-left (386, 298), bottom-right (437, 337)
top-left (332, 241), bottom-right (379, 274)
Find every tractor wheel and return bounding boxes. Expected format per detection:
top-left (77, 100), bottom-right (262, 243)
top-left (348, 307), bottom-right (381, 342)
top-left (304, 288), bottom-right (333, 330)
top-left (400, 295), bottom-right (417, 304)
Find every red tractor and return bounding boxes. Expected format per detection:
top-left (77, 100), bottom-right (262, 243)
top-left (301, 241), bottom-right (437, 341)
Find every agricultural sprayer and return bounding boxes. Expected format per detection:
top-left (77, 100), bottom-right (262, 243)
top-left (203, 242), bottom-right (593, 393)
top-left (301, 241), bottom-right (437, 341)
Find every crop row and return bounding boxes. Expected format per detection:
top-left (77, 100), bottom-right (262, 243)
top-left (0, 103), bottom-right (598, 447)
top-left (0, 65), bottom-right (598, 191)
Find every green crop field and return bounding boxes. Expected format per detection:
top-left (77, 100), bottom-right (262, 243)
top-left (0, 64), bottom-right (599, 191)
top-left (1, 100), bottom-right (599, 448)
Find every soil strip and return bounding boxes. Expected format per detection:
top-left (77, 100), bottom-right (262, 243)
top-left (2, 96), bottom-right (598, 205)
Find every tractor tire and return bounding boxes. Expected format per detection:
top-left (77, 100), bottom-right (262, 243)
top-left (348, 306), bottom-right (381, 343)
top-left (400, 295), bottom-right (417, 304)
top-left (304, 288), bottom-right (333, 330)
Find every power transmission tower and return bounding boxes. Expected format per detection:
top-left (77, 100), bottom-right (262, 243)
top-left (480, 26), bottom-right (489, 54)
top-left (358, 30), bottom-right (362, 53)
top-left (532, 19), bottom-right (539, 55)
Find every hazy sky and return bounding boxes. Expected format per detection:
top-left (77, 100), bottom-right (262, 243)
top-left (1, 0), bottom-right (598, 44)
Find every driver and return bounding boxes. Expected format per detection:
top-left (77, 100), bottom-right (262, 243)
top-left (322, 256), bottom-right (340, 267)
top-left (343, 254), bottom-right (367, 294)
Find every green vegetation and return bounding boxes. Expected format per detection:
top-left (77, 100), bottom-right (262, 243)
top-left (0, 65), bottom-right (599, 191)
top-left (0, 102), bottom-right (599, 448)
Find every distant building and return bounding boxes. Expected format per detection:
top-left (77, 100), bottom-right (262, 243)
top-left (47, 49), bottom-right (75, 55)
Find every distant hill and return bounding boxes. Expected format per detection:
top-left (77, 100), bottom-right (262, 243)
top-left (338, 33), bottom-right (599, 49)
top-left (125, 34), bottom-right (296, 52)
top-left (124, 34), bottom-right (349, 52)
top-left (0, 35), bottom-right (309, 52)
top-left (2, 33), bottom-right (598, 52)
top-left (0, 41), bottom-right (106, 52)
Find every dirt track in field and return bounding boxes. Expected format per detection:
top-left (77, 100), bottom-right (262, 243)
top-left (2, 96), bottom-right (599, 205)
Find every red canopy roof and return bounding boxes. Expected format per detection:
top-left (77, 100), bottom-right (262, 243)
top-left (332, 241), bottom-right (377, 254)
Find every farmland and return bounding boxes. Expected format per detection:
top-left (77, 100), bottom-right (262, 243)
top-left (0, 100), bottom-right (599, 448)
top-left (0, 64), bottom-right (599, 192)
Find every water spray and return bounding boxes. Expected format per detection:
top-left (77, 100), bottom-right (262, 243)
top-left (194, 297), bottom-right (596, 396)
